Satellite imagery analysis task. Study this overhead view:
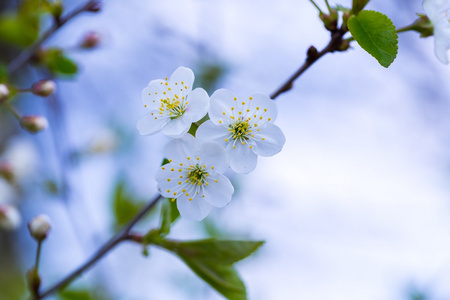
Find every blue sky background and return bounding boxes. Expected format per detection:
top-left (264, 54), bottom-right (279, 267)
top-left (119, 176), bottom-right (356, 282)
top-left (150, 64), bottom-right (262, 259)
top-left (3, 0), bottom-right (450, 299)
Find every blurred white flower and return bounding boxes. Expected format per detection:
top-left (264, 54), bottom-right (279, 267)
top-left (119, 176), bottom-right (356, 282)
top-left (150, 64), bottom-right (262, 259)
top-left (1, 137), bottom-right (38, 181)
top-left (0, 83), bottom-right (9, 103)
top-left (137, 66), bottom-right (209, 138)
top-left (0, 204), bottom-right (21, 231)
top-left (87, 128), bottom-right (119, 153)
top-left (0, 178), bottom-right (15, 204)
top-left (423, 0), bottom-right (450, 64)
top-left (196, 89), bottom-right (285, 174)
top-left (155, 134), bottom-right (234, 221)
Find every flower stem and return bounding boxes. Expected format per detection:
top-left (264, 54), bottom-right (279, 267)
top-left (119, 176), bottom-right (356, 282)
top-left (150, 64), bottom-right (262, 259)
top-left (35, 240), bottom-right (43, 272)
top-left (8, 0), bottom-right (98, 74)
top-left (3, 102), bottom-right (22, 120)
top-left (270, 29), bottom-right (346, 99)
top-left (396, 24), bottom-right (416, 34)
top-left (308, 0), bottom-right (324, 14)
top-left (37, 194), bottom-right (162, 299)
top-left (324, 0), bottom-right (332, 12)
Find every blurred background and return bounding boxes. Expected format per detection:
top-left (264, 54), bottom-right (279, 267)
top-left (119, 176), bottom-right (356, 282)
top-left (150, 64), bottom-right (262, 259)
top-left (1, 0), bottom-right (450, 299)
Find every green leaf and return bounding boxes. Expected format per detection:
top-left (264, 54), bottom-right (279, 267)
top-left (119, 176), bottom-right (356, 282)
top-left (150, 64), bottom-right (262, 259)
top-left (112, 179), bottom-right (145, 229)
top-left (347, 10), bottom-right (398, 68)
top-left (158, 160), bottom-right (180, 233)
top-left (0, 0), bottom-right (42, 47)
top-left (58, 287), bottom-right (109, 300)
top-left (40, 48), bottom-right (78, 76)
top-left (159, 198), bottom-right (172, 236)
top-left (351, 0), bottom-right (370, 15)
top-left (58, 289), bottom-right (93, 300)
top-left (159, 239), bottom-right (264, 300)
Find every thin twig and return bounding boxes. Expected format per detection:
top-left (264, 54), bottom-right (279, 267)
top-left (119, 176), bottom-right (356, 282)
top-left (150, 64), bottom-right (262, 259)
top-left (7, 0), bottom-right (97, 74)
top-left (37, 194), bottom-right (162, 299)
top-left (270, 29), bottom-right (346, 100)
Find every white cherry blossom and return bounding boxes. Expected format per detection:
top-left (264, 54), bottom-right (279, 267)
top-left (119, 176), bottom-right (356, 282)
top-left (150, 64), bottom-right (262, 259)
top-left (137, 66), bottom-right (209, 138)
top-left (196, 89), bottom-right (285, 174)
top-left (423, 0), bottom-right (450, 64)
top-left (155, 134), bottom-right (234, 221)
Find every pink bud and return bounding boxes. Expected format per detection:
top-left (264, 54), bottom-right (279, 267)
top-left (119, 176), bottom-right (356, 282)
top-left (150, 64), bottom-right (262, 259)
top-left (20, 116), bottom-right (49, 133)
top-left (81, 31), bottom-right (101, 49)
top-left (87, 1), bottom-right (101, 12)
top-left (0, 162), bottom-right (14, 183)
top-left (31, 80), bottom-right (56, 97)
top-left (0, 205), bottom-right (21, 231)
top-left (0, 84), bottom-right (10, 103)
top-left (28, 214), bottom-right (51, 241)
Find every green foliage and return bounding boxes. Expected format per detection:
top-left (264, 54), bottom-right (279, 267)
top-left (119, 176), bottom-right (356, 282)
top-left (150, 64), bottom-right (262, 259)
top-left (58, 287), bottom-right (109, 300)
top-left (159, 198), bottom-right (172, 236)
top-left (351, 0), bottom-right (370, 15)
top-left (158, 159), bottom-right (180, 233)
top-left (40, 48), bottom-right (78, 76)
top-left (0, 64), bottom-right (8, 83)
top-left (112, 179), bottom-right (145, 229)
top-left (195, 62), bottom-right (227, 94)
top-left (0, 0), bottom-right (42, 47)
top-left (347, 10), bottom-right (398, 68)
top-left (0, 267), bottom-right (27, 300)
top-left (159, 239), bottom-right (264, 300)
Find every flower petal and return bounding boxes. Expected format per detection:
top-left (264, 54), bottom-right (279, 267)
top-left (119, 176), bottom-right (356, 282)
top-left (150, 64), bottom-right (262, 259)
top-left (252, 124), bottom-right (286, 156)
top-left (196, 120), bottom-right (228, 146)
top-left (161, 116), bottom-right (191, 138)
top-left (155, 165), bottom-right (183, 197)
top-left (142, 79), bottom-right (167, 107)
top-left (423, 0), bottom-right (448, 21)
top-left (164, 134), bottom-right (199, 163)
top-left (247, 93), bottom-right (278, 126)
top-left (185, 88), bottom-right (210, 122)
top-left (169, 66), bottom-right (194, 93)
top-left (203, 174), bottom-right (234, 207)
top-left (209, 89), bottom-right (236, 124)
top-left (228, 142), bottom-right (258, 174)
top-left (136, 114), bottom-right (168, 135)
top-left (177, 194), bottom-right (211, 221)
top-left (199, 141), bottom-right (229, 173)
top-left (433, 19), bottom-right (450, 64)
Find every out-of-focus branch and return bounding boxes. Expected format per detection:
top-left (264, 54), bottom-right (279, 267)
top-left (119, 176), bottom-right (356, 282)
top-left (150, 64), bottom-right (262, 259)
top-left (270, 29), bottom-right (347, 100)
top-left (37, 194), bottom-right (162, 299)
top-left (7, 0), bottom-right (100, 74)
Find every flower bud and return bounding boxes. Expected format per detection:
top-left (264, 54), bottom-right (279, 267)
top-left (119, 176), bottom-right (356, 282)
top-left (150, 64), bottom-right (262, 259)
top-left (338, 39), bottom-right (351, 51)
top-left (31, 80), bottom-right (56, 97)
top-left (410, 14), bottom-right (434, 38)
top-left (20, 116), bottom-right (49, 133)
top-left (51, 1), bottom-right (63, 19)
top-left (81, 31), bottom-right (101, 49)
top-left (87, 1), bottom-right (102, 12)
top-left (0, 162), bottom-right (15, 183)
top-left (319, 8), bottom-right (338, 32)
top-left (0, 84), bottom-right (10, 103)
top-left (0, 205), bottom-right (21, 231)
top-left (28, 214), bottom-right (51, 241)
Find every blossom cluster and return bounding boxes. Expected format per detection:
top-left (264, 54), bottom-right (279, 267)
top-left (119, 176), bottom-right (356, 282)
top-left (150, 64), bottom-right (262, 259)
top-left (137, 67), bottom-right (285, 220)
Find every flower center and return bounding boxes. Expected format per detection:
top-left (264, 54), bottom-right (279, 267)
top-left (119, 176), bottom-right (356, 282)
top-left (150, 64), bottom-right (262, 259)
top-left (187, 164), bottom-right (208, 186)
top-left (161, 98), bottom-right (186, 119)
top-left (229, 120), bottom-right (250, 141)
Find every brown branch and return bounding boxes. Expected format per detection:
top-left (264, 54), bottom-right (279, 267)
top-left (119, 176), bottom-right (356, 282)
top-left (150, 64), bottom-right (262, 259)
top-left (7, 0), bottom-right (99, 74)
top-left (270, 29), bottom-right (347, 100)
top-left (37, 194), bottom-right (162, 299)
